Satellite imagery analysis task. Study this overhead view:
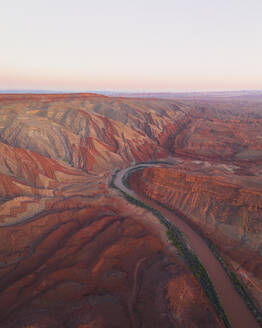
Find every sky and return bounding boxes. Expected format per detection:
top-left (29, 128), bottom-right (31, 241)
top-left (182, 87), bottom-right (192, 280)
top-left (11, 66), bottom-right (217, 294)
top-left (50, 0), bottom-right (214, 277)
top-left (1, 0), bottom-right (262, 92)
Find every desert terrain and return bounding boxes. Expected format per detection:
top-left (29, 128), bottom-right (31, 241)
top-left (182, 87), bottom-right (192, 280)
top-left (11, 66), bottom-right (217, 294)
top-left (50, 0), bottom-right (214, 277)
top-left (0, 93), bottom-right (261, 327)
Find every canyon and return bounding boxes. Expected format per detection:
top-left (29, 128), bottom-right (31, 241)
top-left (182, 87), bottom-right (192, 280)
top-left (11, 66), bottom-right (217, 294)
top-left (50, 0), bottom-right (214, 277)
top-left (0, 93), bottom-right (261, 327)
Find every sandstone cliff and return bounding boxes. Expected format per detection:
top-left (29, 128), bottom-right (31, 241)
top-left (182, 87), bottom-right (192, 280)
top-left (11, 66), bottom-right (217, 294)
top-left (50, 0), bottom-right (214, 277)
top-left (129, 161), bottom-right (262, 310)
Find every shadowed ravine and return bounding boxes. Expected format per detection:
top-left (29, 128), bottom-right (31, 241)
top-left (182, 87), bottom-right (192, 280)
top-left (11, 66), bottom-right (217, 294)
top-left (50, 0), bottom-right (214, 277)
top-left (114, 164), bottom-right (260, 328)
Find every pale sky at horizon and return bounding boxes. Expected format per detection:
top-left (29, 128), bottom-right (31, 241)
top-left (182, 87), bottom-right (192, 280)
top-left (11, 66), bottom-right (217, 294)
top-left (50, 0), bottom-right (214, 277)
top-left (1, 0), bottom-right (262, 92)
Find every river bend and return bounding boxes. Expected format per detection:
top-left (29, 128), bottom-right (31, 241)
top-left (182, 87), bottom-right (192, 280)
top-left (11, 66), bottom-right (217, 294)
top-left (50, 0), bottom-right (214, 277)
top-left (114, 164), bottom-right (259, 328)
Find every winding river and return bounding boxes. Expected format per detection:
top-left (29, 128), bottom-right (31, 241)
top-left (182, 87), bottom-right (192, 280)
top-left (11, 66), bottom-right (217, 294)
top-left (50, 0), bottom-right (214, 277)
top-left (114, 164), bottom-right (259, 328)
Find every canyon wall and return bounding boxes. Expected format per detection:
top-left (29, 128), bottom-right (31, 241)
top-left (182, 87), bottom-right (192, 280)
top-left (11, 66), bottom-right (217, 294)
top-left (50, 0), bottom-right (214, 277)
top-left (129, 162), bottom-right (262, 309)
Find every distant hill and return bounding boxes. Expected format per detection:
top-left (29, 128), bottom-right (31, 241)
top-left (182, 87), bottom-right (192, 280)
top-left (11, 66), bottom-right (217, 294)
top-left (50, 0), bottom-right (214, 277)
top-left (105, 90), bottom-right (262, 99)
top-left (0, 89), bottom-right (71, 94)
top-left (1, 89), bottom-right (262, 99)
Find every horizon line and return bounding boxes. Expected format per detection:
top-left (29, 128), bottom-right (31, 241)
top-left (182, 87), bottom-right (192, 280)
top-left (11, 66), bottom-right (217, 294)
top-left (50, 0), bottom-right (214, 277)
top-left (1, 89), bottom-right (262, 95)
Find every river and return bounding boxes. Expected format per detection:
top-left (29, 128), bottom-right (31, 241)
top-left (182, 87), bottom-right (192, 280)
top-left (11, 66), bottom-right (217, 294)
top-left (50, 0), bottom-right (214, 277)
top-left (114, 164), bottom-right (259, 328)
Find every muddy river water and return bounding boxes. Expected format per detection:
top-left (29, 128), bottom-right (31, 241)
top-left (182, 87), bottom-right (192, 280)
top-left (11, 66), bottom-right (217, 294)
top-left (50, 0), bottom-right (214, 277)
top-left (114, 164), bottom-right (259, 328)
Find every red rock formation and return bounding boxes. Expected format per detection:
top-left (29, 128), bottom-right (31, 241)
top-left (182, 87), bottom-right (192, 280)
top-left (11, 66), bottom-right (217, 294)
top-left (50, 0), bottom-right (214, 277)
top-left (0, 94), bottom-right (184, 172)
top-left (1, 93), bottom-right (262, 326)
top-left (129, 162), bottom-right (262, 310)
top-left (0, 187), bottom-right (223, 327)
